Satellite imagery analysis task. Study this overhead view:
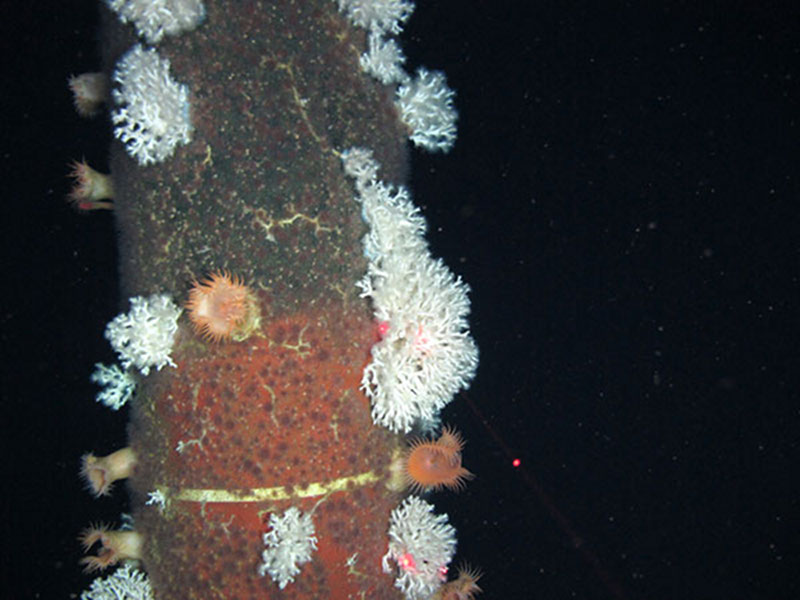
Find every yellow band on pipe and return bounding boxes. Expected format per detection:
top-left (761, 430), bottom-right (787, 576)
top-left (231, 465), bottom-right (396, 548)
top-left (167, 470), bottom-right (381, 503)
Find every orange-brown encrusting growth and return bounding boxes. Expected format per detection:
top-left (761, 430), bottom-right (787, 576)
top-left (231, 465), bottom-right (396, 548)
top-left (186, 271), bottom-right (260, 342)
top-left (80, 447), bottom-right (137, 497)
top-left (79, 524), bottom-right (143, 572)
top-left (404, 425), bottom-right (474, 493)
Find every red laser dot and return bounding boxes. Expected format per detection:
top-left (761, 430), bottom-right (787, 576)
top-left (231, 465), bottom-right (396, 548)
top-left (398, 552), bottom-right (417, 573)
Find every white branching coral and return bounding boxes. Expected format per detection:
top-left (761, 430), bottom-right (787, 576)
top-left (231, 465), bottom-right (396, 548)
top-left (105, 294), bottom-right (182, 376)
top-left (146, 489), bottom-right (167, 511)
top-left (341, 148), bottom-right (479, 433)
top-left (258, 506), bottom-right (318, 590)
top-left (80, 565), bottom-right (154, 600)
top-left (106, 0), bottom-right (206, 44)
top-left (382, 496), bottom-right (457, 600)
top-left (360, 31), bottom-right (407, 85)
top-left (91, 363), bottom-right (136, 410)
top-left (358, 181), bottom-right (427, 262)
top-left (111, 44), bottom-right (192, 165)
top-left (341, 146), bottom-right (381, 184)
top-left (337, 0), bottom-right (414, 34)
top-left (396, 68), bottom-right (458, 152)
top-left (362, 249), bottom-right (479, 433)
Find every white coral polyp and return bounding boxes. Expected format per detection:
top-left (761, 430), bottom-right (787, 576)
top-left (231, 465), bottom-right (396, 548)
top-left (106, 0), bottom-right (206, 44)
top-left (258, 507), bottom-right (318, 589)
top-left (105, 294), bottom-right (182, 376)
top-left (396, 68), bottom-right (457, 152)
top-left (111, 44), bottom-right (192, 165)
top-left (382, 496), bottom-right (457, 600)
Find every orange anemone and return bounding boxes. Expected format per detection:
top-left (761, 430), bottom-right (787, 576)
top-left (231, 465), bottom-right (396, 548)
top-left (80, 447), bottom-right (137, 497)
top-left (404, 425), bottom-right (473, 493)
top-left (186, 271), bottom-right (259, 342)
top-left (435, 564), bottom-right (483, 599)
top-left (79, 524), bottom-right (143, 572)
top-left (67, 159), bottom-right (114, 211)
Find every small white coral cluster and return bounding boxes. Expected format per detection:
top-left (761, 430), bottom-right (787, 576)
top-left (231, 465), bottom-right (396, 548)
top-left (258, 507), bottom-right (318, 590)
top-left (90, 363), bottom-right (136, 410)
top-left (89, 294), bottom-right (178, 409)
top-left (80, 565), bottom-right (154, 600)
top-left (360, 31), bottom-right (407, 85)
top-left (337, 0), bottom-right (414, 34)
top-left (106, 0), bottom-right (205, 44)
top-left (339, 0), bottom-right (411, 85)
top-left (111, 44), bottom-right (192, 165)
top-left (396, 68), bottom-right (457, 153)
top-left (342, 148), bottom-right (479, 433)
top-left (105, 294), bottom-right (182, 376)
top-left (382, 496), bottom-right (457, 600)
top-left (90, 294), bottom-right (179, 410)
top-left (338, 0), bottom-right (458, 152)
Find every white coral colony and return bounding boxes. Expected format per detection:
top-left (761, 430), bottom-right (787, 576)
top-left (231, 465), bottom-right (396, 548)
top-left (341, 149), bottom-right (479, 433)
top-left (258, 507), bottom-right (318, 589)
top-left (111, 44), bottom-right (192, 165)
top-left (104, 294), bottom-right (182, 375)
top-left (396, 68), bottom-right (458, 153)
top-left (79, 565), bottom-right (154, 600)
top-left (105, 0), bottom-right (206, 44)
top-left (382, 496), bottom-right (457, 600)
